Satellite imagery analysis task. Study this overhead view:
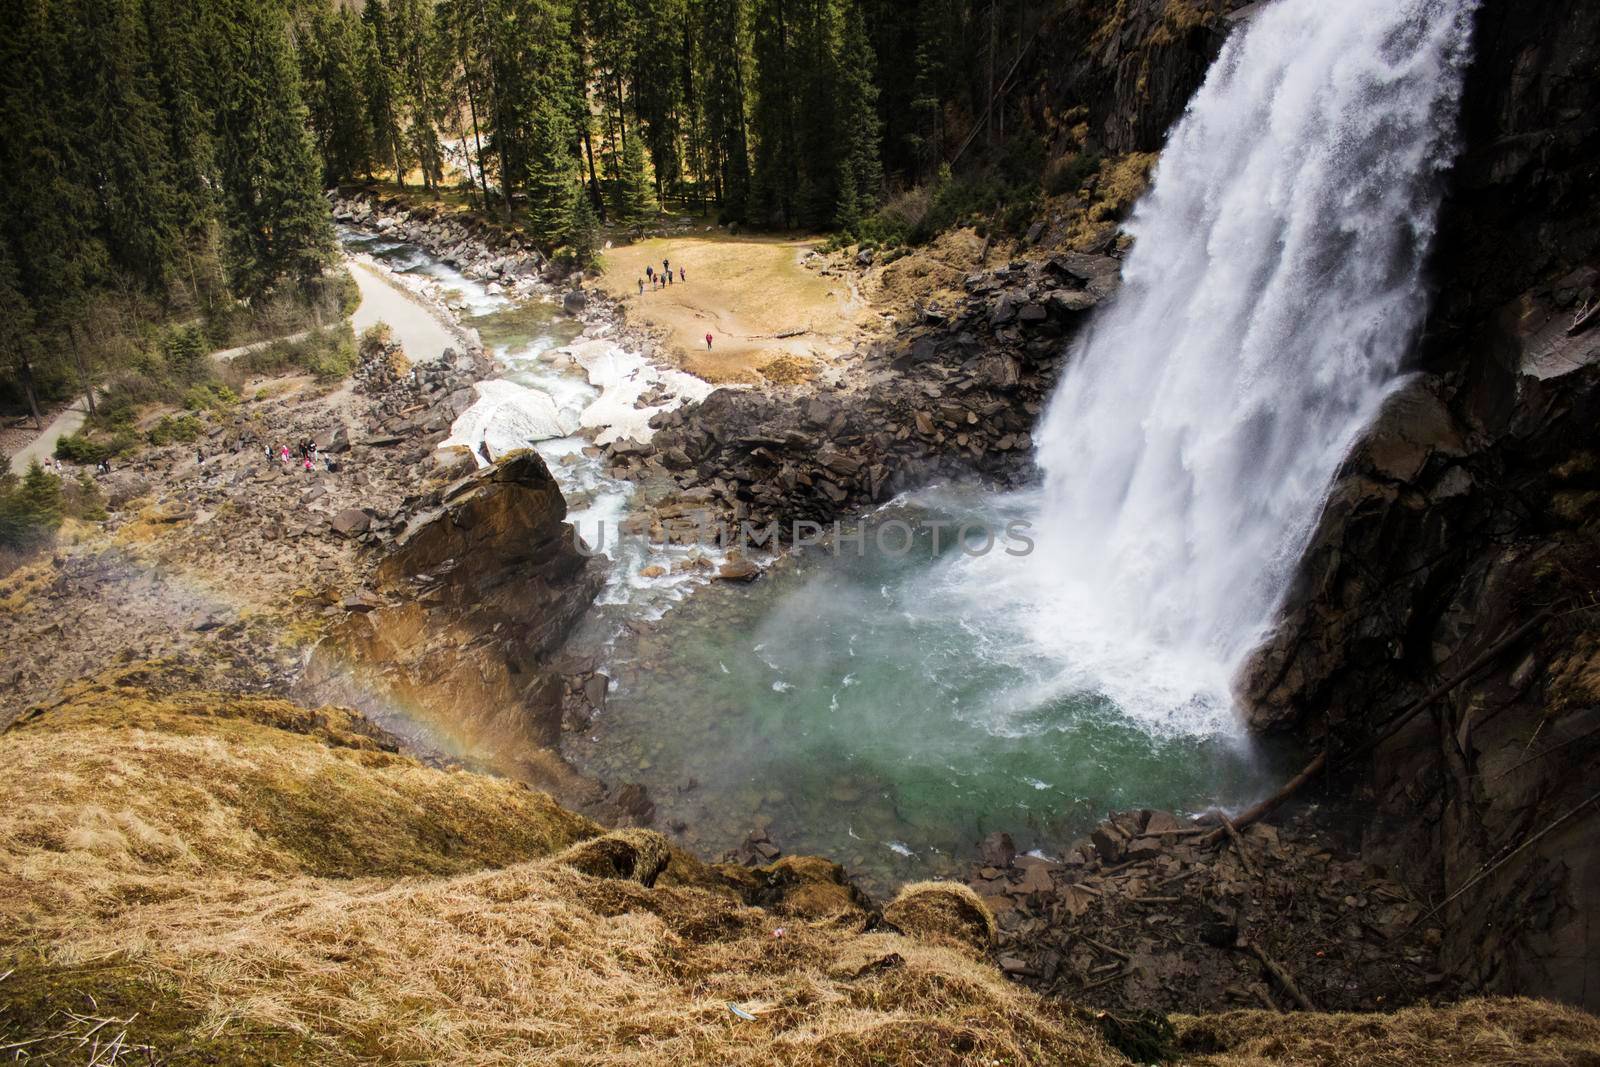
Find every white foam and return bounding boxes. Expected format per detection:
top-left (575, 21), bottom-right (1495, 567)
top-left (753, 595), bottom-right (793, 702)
top-left (555, 338), bottom-right (716, 445)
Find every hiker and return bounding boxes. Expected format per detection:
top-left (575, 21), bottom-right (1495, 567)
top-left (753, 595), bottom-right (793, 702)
top-left (662, 258), bottom-right (670, 275)
top-left (303, 454), bottom-right (313, 472)
top-left (705, 332), bottom-right (714, 351)
top-left (279, 445), bottom-right (291, 466)
top-left (638, 278), bottom-right (645, 295)
top-left (679, 266), bottom-right (686, 283)
top-left (646, 265), bottom-right (654, 282)
top-left (666, 268), bottom-right (672, 286)
top-left (196, 447), bottom-right (205, 467)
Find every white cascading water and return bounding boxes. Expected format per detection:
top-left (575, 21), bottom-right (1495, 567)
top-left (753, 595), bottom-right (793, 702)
top-left (1019, 0), bottom-right (1479, 731)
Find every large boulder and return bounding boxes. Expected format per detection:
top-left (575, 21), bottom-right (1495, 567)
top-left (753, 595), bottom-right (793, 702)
top-left (307, 452), bottom-right (603, 757)
top-left (330, 507), bottom-right (371, 537)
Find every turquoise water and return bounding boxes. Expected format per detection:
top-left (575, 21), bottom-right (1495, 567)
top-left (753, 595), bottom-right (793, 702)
top-left (340, 227), bottom-right (1288, 893)
top-left (569, 487), bottom-right (1288, 893)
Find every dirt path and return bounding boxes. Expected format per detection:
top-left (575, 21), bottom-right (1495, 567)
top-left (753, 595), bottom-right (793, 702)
top-left (8, 398), bottom-right (90, 476)
top-left (597, 234), bottom-right (875, 383)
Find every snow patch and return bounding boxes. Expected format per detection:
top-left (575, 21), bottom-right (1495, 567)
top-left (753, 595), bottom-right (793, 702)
top-left (442, 379), bottom-right (578, 466)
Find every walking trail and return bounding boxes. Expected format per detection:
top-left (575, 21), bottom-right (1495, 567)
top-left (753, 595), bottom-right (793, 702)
top-left (8, 256), bottom-right (460, 475)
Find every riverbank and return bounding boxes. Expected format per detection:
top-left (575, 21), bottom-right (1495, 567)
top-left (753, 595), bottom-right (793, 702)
top-left (596, 232), bottom-right (876, 384)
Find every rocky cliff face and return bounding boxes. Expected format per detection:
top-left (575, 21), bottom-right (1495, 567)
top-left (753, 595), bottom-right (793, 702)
top-left (1033, 0), bottom-right (1256, 155)
top-left (1237, 0), bottom-right (1600, 1009)
top-left (306, 451), bottom-right (604, 783)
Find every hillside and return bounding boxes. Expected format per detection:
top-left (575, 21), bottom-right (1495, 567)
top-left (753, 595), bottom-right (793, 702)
top-left (5, 676), bottom-right (1600, 1064)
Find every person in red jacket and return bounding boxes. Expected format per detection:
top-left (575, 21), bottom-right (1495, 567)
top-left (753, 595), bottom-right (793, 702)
top-left (705, 332), bottom-right (713, 350)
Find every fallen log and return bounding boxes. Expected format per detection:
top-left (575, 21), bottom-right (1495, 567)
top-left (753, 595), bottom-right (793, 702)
top-left (1242, 940), bottom-right (1316, 1011)
top-left (1083, 936), bottom-right (1131, 961)
top-left (1219, 813), bottom-right (1259, 877)
top-left (1075, 966), bottom-right (1131, 995)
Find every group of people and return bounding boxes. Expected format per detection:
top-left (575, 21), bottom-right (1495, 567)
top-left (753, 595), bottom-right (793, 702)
top-left (634, 256), bottom-right (714, 351)
top-left (33, 454), bottom-right (110, 476)
top-left (638, 258), bottom-right (687, 294)
top-left (266, 439), bottom-right (333, 473)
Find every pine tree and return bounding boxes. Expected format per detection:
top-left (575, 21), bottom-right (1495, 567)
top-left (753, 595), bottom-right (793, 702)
top-left (143, 0), bottom-right (222, 292)
top-left (18, 460), bottom-right (64, 530)
top-left (749, 0), bottom-right (798, 226)
top-left (163, 323), bottom-right (207, 382)
top-left (390, 0), bottom-right (447, 192)
top-left (567, 183), bottom-right (600, 263)
top-left (633, 0), bottom-right (686, 204)
top-left (697, 0), bottom-right (750, 221)
top-left (833, 3), bottom-right (882, 230)
top-left (302, 6), bottom-right (377, 184)
top-left (70, 0), bottom-right (182, 291)
top-left (791, 0), bottom-right (840, 229)
top-left (526, 101), bottom-right (578, 246)
top-left (209, 0), bottom-right (334, 298)
top-left (486, 0), bottom-right (576, 207)
top-left (617, 123), bottom-right (657, 224)
top-left (0, 0), bottom-right (108, 326)
top-left (907, 0), bottom-right (959, 180)
top-left (73, 469), bottom-right (108, 521)
top-left (361, 0), bottom-right (407, 181)
top-left (0, 249), bottom-right (43, 428)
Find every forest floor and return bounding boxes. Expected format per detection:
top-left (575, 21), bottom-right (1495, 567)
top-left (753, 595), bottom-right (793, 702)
top-left (597, 233), bottom-right (881, 384)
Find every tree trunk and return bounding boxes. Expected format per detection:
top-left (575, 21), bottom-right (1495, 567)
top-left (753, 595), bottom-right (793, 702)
top-left (473, 0), bottom-right (513, 218)
top-left (68, 328), bottom-right (96, 418)
top-left (15, 352), bottom-right (42, 429)
top-left (464, 63), bottom-right (491, 211)
top-left (582, 122), bottom-right (606, 220)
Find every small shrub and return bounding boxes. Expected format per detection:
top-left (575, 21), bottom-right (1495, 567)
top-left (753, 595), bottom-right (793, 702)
top-left (163, 324), bottom-right (209, 383)
top-left (303, 325), bottom-right (359, 381)
top-left (147, 413), bottom-right (204, 446)
top-left (182, 383), bottom-right (237, 412)
top-left (54, 433), bottom-right (109, 464)
top-left (331, 270), bottom-right (362, 317)
top-left (0, 462), bottom-right (64, 550)
top-left (54, 430), bottom-right (138, 464)
top-left (65, 470), bottom-right (108, 521)
top-left (90, 384), bottom-right (143, 430)
top-left (358, 323), bottom-right (394, 356)
top-left (240, 323), bottom-right (359, 383)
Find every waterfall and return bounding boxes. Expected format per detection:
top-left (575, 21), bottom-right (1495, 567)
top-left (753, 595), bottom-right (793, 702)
top-left (1024, 0), bottom-right (1479, 728)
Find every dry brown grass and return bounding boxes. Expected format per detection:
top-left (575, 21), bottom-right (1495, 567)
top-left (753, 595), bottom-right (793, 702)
top-left (0, 679), bottom-right (1127, 1065)
top-left (0, 675), bottom-right (595, 942)
top-left (5, 677), bottom-right (1599, 1065)
top-left (883, 880), bottom-right (996, 954)
top-left (1061, 151), bottom-right (1160, 250)
top-left (1173, 998), bottom-right (1600, 1065)
top-left (864, 227), bottom-right (988, 320)
top-left (596, 234), bottom-right (872, 383)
